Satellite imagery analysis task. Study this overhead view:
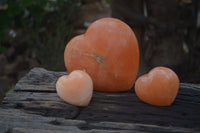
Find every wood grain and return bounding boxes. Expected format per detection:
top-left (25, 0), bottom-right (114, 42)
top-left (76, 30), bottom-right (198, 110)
top-left (0, 67), bottom-right (200, 132)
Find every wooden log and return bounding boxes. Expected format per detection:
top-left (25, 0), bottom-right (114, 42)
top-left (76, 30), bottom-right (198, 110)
top-left (0, 67), bottom-right (200, 132)
top-left (0, 108), bottom-right (194, 133)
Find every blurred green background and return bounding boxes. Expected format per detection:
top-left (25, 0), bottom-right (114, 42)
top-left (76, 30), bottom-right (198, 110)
top-left (0, 0), bottom-right (77, 70)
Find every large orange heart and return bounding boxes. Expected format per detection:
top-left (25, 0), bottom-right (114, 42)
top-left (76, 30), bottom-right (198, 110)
top-left (64, 18), bottom-right (139, 92)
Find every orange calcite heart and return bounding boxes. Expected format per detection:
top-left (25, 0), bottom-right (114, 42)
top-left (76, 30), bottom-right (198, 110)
top-left (56, 70), bottom-right (93, 107)
top-left (135, 67), bottom-right (180, 106)
top-left (64, 18), bottom-right (139, 92)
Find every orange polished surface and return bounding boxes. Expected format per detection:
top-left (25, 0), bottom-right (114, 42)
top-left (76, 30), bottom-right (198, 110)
top-left (56, 70), bottom-right (93, 107)
top-left (64, 18), bottom-right (139, 92)
top-left (135, 67), bottom-right (180, 106)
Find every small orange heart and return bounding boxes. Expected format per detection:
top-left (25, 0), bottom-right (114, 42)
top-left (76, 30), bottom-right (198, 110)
top-left (56, 70), bottom-right (93, 107)
top-left (135, 67), bottom-right (180, 106)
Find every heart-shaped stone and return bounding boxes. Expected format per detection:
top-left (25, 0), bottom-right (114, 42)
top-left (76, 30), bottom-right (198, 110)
top-left (56, 70), bottom-right (93, 107)
top-left (64, 18), bottom-right (139, 92)
top-left (135, 67), bottom-right (179, 106)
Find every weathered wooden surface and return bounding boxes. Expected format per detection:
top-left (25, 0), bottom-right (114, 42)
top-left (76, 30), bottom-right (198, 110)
top-left (0, 67), bottom-right (200, 133)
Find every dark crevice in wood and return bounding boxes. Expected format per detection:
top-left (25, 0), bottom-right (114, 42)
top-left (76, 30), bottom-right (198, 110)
top-left (5, 128), bottom-right (12, 133)
top-left (70, 107), bottom-right (85, 119)
top-left (15, 89), bottom-right (56, 93)
top-left (24, 107), bottom-right (79, 119)
top-left (49, 119), bottom-right (62, 126)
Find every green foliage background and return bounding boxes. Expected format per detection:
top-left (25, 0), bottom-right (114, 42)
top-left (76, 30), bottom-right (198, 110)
top-left (0, 0), bottom-right (78, 70)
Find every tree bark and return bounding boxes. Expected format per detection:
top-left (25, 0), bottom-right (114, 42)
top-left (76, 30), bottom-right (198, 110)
top-left (111, 0), bottom-right (198, 77)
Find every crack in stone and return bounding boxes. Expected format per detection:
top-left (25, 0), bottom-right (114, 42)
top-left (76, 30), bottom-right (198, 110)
top-left (73, 48), bottom-right (103, 64)
top-left (94, 54), bottom-right (102, 63)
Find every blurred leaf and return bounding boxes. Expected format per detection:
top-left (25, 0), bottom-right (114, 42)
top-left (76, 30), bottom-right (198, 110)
top-left (105, 0), bottom-right (110, 5)
top-left (0, 12), bottom-right (10, 31)
top-left (29, 5), bottom-right (44, 22)
top-left (0, 46), bottom-right (7, 54)
top-left (6, 89), bottom-right (14, 94)
top-left (37, 0), bottom-right (48, 7)
top-left (7, 1), bottom-right (24, 17)
top-left (0, 31), bottom-right (5, 41)
top-left (0, 4), bottom-right (8, 10)
top-left (0, 0), bottom-right (8, 5)
top-left (21, 0), bottom-right (33, 8)
top-left (183, 42), bottom-right (189, 54)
